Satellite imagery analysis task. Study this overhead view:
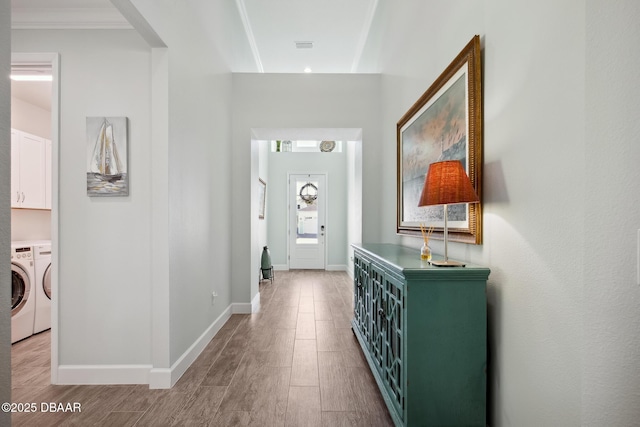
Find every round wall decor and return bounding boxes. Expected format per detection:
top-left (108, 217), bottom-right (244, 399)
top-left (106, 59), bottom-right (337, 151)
top-left (299, 183), bottom-right (318, 204)
top-left (320, 140), bottom-right (336, 152)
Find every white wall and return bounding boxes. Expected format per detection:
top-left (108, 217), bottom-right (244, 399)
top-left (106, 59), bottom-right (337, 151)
top-left (584, 1), bottom-right (640, 425)
top-left (11, 94), bottom-right (50, 138)
top-left (231, 73), bottom-right (381, 308)
top-left (129, 0), bottom-right (235, 366)
top-left (11, 209), bottom-right (50, 241)
top-left (0, 0), bottom-right (12, 421)
top-left (12, 30), bottom-right (154, 368)
top-left (266, 150), bottom-right (348, 269)
top-left (380, 0), bottom-right (585, 423)
top-left (363, 0), bottom-right (638, 425)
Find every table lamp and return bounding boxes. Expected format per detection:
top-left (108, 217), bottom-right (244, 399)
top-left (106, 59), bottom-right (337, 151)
top-left (418, 160), bottom-right (479, 267)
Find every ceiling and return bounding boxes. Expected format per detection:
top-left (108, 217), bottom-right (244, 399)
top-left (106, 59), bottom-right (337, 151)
top-left (10, 0), bottom-right (381, 109)
top-left (233, 0), bottom-right (380, 73)
top-left (11, 0), bottom-right (381, 73)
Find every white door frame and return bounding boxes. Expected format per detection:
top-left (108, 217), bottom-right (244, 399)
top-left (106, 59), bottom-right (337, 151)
top-left (11, 52), bottom-right (60, 384)
top-left (287, 172), bottom-right (327, 270)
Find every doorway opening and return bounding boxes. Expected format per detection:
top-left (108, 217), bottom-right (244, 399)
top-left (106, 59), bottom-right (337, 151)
top-left (251, 128), bottom-right (363, 297)
top-left (10, 52), bottom-right (60, 385)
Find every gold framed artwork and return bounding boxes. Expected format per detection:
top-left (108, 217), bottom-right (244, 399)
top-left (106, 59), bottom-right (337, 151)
top-left (396, 35), bottom-right (483, 244)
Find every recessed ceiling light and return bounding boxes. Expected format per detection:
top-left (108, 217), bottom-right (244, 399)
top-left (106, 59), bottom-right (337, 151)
top-left (304, 67), bottom-right (312, 73)
top-left (295, 41), bottom-right (314, 49)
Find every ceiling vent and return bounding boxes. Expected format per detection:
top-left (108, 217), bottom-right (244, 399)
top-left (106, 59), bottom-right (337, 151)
top-left (295, 41), bottom-right (314, 49)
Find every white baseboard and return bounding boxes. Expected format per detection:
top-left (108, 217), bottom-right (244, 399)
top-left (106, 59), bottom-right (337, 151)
top-left (57, 364), bottom-right (152, 385)
top-left (231, 303), bottom-right (251, 314)
top-left (231, 292), bottom-right (260, 314)
top-left (251, 292), bottom-right (260, 313)
top-left (159, 305), bottom-right (232, 389)
top-left (274, 265), bottom-right (347, 272)
top-left (148, 368), bottom-right (172, 389)
top-left (56, 297), bottom-right (263, 389)
top-left (58, 306), bottom-right (233, 389)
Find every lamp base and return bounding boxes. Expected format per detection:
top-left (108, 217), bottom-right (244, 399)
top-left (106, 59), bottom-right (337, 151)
top-left (430, 259), bottom-right (466, 267)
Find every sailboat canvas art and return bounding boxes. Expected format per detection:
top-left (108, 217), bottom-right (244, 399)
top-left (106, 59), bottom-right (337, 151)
top-left (86, 117), bottom-right (128, 196)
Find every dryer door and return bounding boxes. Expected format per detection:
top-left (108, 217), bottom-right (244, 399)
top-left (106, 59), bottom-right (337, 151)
top-left (11, 264), bottom-right (31, 315)
top-left (43, 263), bottom-right (52, 299)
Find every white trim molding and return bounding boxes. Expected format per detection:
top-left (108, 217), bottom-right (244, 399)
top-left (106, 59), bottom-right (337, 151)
top-left (11, 8), bottom-right (132, 30)
top-left (231, 292), bottom-right (261, 314)
top-left (58, 305), bottom-right (233, 389)
top-left (57, 364), bottom-right (152, 385)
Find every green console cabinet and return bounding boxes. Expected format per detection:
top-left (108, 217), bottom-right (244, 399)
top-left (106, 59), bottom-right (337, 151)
top-left (351, 244), bottom-right (490, 427)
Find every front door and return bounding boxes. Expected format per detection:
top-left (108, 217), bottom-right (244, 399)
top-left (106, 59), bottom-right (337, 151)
top-left (289, 174), bottom-right (326, 269)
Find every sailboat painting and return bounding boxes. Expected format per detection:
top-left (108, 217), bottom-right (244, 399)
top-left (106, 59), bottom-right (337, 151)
top-left (86, 117), bottom-right (128, 196)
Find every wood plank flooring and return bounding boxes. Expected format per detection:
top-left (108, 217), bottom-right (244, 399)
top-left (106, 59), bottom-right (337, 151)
top-left (11, 270), bottom-right (393, 426)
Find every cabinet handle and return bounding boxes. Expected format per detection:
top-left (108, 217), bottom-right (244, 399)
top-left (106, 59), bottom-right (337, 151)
top-left (21, 192), bottom-right (25, 203)
top-left (16, 192), bottom-right (20, 203)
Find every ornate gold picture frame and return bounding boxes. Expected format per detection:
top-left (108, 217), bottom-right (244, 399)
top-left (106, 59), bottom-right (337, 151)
top-left (397, 35), bottom-right (483, 244)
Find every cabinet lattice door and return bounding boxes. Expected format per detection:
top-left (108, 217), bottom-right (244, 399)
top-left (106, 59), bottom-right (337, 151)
top-left (383, 273), bottom-right (404, 413)
top-left (353, 256), bottom-right (370, 344)
top-left (370, 264), bottom-right (386, 374)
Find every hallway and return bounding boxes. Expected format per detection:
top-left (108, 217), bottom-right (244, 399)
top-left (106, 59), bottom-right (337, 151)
top-left (11, 270), bottom-right (393, 426)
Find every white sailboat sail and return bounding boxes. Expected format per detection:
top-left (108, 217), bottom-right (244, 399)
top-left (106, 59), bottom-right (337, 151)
top-left (90, 118), bottom-right (123, 181)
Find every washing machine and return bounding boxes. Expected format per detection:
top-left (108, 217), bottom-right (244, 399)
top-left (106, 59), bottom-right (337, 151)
top-left (33, 242), bottom-right (52, 334)
top-left (11, 243), bottom-right (35, 343)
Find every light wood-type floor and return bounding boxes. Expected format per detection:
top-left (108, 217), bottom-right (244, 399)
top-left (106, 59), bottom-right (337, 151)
top-left (11, 270), bottom-right (393, 426)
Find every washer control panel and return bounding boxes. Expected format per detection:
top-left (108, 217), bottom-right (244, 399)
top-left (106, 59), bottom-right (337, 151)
top-left (11, 246), bottom-right (33, 260)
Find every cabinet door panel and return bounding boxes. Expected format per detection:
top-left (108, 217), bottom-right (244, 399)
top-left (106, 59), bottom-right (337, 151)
top-left (353, 255), bottom-right (370, 344)
top-left (15, 131), bottom-right (46, 209)
top-left (10, 130), bottom-right (20, 208)
top-left (384, 273), bottom-right (405, 415)
top-left (370, 263), bottom-right (385, 375)
top-left (45, 139), bottom-right (52, 209)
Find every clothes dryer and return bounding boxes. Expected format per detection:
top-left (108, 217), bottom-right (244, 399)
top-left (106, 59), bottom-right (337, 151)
top-left (11, 243), bottom-right (35, 343)
top-left (33, 242), bottom-right (52, 334)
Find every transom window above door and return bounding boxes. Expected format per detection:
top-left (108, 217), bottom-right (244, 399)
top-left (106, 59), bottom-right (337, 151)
top-left (270, 140), bottom-right (342, 153)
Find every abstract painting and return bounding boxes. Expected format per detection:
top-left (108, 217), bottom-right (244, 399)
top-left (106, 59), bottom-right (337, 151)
top-left (396, 36), bottom-right (483, 244)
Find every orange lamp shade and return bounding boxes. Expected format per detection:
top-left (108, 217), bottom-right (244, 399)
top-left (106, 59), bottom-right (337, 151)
top-left (418, 160), bottom-right (479, 207)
